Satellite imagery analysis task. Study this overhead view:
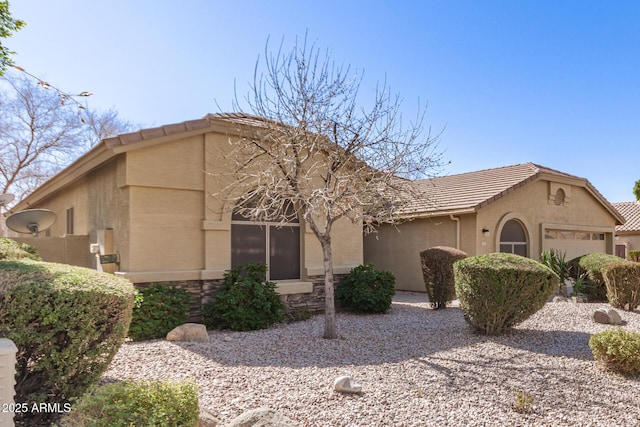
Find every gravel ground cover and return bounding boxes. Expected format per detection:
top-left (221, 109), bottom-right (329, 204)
top-left (103, 293), bottom-right (640, 426)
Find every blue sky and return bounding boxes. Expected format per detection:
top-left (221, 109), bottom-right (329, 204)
top-left (6, 0), bottom-right (639, 202)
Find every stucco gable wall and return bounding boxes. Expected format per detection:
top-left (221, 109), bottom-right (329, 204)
top-left (125, 135), bottom-right (205, 191)
top-left (475, 179), bottom-right (617, 259)
top-left (123, 135), bottom-right (206, 273)
top-left (122, 130), bottom-right (363, 279)
top-left (127, 185), bottom-right (205, 271)
top-left (10, 158), bottom-right (125, 268)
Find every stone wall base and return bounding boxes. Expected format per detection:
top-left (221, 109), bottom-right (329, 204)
top-left (135, 274), bottom-right (344, 323)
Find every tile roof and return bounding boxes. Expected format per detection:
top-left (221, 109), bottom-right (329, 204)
top-left (54, 112), bottom-right (626, 226)
top-left (613, 201), bottom-right (640, 232)
top-left (104, 113), bottom-right (269, 150)
top-left (397, 163), bottom-right (623, 224)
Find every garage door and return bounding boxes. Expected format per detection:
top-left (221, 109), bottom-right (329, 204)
top-left (543, 229), bottom-right (606, 260)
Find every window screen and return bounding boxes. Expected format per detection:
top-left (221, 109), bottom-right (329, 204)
top-left (269, 226), bottom-right (300, 280)
top-left (231, 224), bottom-right (266, 269)
top-left (499, 220), bottom-right (528, 257)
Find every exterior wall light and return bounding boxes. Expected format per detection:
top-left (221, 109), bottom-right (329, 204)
top-left (482, 228), bottom-right (490, 237)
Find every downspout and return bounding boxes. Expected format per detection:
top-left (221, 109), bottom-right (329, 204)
top-left (450, 215), bottom-right (460, 250)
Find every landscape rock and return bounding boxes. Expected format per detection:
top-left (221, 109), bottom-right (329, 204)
top-left (333, 375), bottom-right (362, 393)
top-left (200, 408), bottom-right (221, 426)
top-left (552, 296), bottom-right (569, 303)
top-left (592, 307), bottom-right (622, 325)
top-left (166, 323), bottom-right (210, 343)
top-left (225, 407), bottom-right (296, 427)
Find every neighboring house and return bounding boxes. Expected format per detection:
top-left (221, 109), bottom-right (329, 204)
top-left (364, 163), bottom-right (625, 292)
top-left (6, 113), bottom-right (363, 317)
top-left (613, 201), bottom-right (640, 259)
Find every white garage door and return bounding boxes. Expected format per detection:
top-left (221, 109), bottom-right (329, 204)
top-left (543, 229), bottom-right (606, 260)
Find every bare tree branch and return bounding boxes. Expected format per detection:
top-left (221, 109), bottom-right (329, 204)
top-left (214, 33), bottom-right (446, 338)
top-left (0, 73), bottom-right (134, 204)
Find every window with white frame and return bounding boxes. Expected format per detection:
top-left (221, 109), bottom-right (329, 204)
top-left (499, 219), bottom-right (528, 257)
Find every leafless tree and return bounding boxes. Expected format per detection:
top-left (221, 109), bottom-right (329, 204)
top-left (0, 73), bottom-right (133, 203)
top-left (79, 107), bottom-right (135, 152)
top-left (219, 35), bottom-right (445, 339)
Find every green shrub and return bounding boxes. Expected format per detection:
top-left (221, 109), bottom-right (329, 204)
top-left (629, 250), bottom-right (640, 262)
top-left (454, 253), bottom-right (558, 335)
top-left (540, 249), bottom-right (570, 284)
top-left (336, 263), bottom-right (396, 313)
top-left (0, 237), bottom-right (40, 261)
top-left (202, 263), bottom-right (284, 331)
top-left (601, 261), bottom-right (640, 310)
top-left (0, 260), bottom-right (134, 427)
top-left (589, 328), bottom-right (640, 377)
top-left (61, 379), bottom-right (199, 427)
top-left (284, 305), bottom-right (314, 322)
top-left (568, 253), bottom-right (623, 301)
top-left (420, 246), bottom-right (467, 309)
top-left (572, 272), bottom-right (590, 297)
top-left (128, 284), bottom-right (192, 341)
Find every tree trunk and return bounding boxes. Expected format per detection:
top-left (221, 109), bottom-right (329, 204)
top-left (320, 237), bottom-right (337, 339)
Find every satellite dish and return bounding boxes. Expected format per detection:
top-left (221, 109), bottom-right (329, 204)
top-left (0, 194), bottom-right (14, 207)
top-left (6, 209), bottom-right (57, 237)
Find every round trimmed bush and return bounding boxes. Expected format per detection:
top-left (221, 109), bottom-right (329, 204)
top-left (420, 246), bottom-right (467, 309)
top-left (454, 253), bottom-right (559, 335)
top-left (203, 263), bottom-right (284, 331)
top-left (568, 253), bottom-right (622, 301)
top-left (128, 284), bottom-right (192, 341)
top-left (61, 379), bottom-right (199, 427)
top-left (0, 260), bottom-right (135, 427)
top-left (601, 260), bottom-right (640, 310)
top-left (589, 327), bottom-right (640, 377)
top-left (336, 263), bottom-right (396, 313)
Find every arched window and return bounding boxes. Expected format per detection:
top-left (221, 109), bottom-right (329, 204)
top-left (554, 188), bottom-right (566, 206)
top-left (231, 201), bottom-right (300, 281)
top-left (499, 220), bottom-right (528, 257)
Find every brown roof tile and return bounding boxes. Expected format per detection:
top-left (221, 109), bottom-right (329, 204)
top-left (398, 163), bottom-right (623, 224)
top-left (103, 113), bottom-right (262, 149)
top-left (613, 201), bottom-right (640, 232)
top-left (99, 115), bottom-right (623, 225)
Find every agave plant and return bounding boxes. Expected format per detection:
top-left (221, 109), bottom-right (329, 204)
top-left (541, 249), bottom-right (570, 294)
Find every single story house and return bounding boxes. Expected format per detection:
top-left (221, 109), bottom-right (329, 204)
top-left (364, 163), bottom-right (625, 291)
top-left (6, 113), bottom-right (363, 317)
top-left (613, 201), bottom-right (640, 259)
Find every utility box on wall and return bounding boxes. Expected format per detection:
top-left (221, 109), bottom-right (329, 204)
top-left (0, 338), bottom-right (18, 426)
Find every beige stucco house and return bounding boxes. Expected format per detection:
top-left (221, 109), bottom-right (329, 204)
top-left (364, 163), bottom-right (625, 291)
top-left (6, 113), bottom-right (363, 316)
top-left (613, 201), bottom-right (640, 259)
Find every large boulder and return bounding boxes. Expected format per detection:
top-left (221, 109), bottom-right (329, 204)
top-left (592, 307), bottom-right (622, 325)
top-left (166, 323), bottom-right (209, 343)
top-left (226, 407), bottom-right (296, 427)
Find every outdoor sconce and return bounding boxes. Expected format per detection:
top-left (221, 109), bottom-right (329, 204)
top-left (482, 228), bottom-right (490, 237)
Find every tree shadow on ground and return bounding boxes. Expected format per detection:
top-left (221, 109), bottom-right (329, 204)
top-left (165, 297), bottom-right (600, 368)
top-left (168, 302), bottom-right (483, 368)
top-left (493, 328), bottom-right (594, 360)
